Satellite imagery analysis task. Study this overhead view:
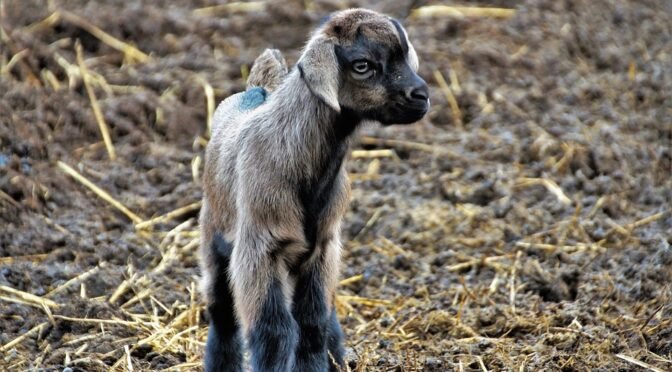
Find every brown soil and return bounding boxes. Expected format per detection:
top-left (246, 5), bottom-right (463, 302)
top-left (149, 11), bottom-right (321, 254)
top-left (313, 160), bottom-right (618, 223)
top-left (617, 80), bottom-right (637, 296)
top-left (1, 0), bottom-right (670, 371)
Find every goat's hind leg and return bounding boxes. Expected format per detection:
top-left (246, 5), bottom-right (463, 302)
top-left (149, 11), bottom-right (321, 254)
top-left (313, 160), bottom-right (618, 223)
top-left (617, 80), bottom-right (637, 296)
top-left (204, 233), bottom-right (243, 372)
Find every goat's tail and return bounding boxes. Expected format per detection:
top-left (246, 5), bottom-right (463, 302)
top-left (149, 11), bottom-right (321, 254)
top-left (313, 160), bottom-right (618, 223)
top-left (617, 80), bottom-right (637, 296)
top-left (246, 49), bottom-right (288, 93)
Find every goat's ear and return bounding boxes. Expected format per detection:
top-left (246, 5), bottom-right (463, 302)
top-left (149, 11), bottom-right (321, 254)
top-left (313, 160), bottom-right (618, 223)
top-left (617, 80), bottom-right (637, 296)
top-left (298, 37), bottom-right (341, 112)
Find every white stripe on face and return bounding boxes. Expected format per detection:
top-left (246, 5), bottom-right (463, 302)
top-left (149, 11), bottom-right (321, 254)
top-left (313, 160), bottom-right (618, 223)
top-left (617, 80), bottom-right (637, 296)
top-left (407, 39), bottom-right (419, 72)
top-left (392, 19), bottom-right (420, 73)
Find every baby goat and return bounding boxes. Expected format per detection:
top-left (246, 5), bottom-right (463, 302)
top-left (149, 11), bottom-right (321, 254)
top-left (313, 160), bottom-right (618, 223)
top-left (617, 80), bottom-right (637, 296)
top-left (200, 8), bottom-right (429, 372)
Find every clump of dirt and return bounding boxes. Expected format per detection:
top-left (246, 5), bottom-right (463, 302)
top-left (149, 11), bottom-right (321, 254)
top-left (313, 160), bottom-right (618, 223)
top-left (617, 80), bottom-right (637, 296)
top-left (1, 0), bottom-right (670, 371)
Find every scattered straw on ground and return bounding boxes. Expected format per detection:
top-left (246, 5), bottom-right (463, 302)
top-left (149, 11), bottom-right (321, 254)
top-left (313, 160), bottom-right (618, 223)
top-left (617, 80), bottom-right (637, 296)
top-left (0, 1), bottom-right (670, 371)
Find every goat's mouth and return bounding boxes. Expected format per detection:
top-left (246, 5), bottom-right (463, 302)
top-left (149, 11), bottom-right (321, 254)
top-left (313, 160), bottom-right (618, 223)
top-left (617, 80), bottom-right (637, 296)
top-left (378, 99), bottom-right (429, 125)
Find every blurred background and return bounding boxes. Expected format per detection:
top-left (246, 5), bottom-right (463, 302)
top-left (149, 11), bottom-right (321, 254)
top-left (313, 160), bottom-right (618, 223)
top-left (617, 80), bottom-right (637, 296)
top-left (1, 0), bottom-right (670, 370)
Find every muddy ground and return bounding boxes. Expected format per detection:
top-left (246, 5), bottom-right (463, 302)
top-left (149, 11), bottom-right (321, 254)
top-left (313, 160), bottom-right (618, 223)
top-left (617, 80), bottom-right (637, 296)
top-left (1, 0), bottom-right (671, 371)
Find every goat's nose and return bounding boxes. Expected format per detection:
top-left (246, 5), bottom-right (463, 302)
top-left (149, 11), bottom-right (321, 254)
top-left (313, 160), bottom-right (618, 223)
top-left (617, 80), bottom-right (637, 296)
top-left (406, 80), bottom-right (429, 102)
top-left (410, 85), bottom-right (429, 101)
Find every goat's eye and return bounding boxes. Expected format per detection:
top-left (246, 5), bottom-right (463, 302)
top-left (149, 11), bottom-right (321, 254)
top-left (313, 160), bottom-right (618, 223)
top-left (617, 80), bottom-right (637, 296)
top-left (352, 60), bottom-right (369, 74)
top-left (351, 60), bottom-right (374, 80)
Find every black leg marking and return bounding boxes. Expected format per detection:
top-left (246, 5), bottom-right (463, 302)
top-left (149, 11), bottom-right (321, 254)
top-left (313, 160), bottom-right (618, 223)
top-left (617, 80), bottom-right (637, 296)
top-left (292, 265), bottom-right (329, 371)
top-left (249, 279), bottom-right (298, 372)
top-left (204, 233), bottom-right (243, 372)
top-left (327, 308), bottom-right (345, 371)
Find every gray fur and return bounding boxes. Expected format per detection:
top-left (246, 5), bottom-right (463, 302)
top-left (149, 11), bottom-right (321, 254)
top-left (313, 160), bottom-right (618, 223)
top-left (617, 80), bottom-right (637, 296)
top-left (200, 8), bottom-right (428, 371)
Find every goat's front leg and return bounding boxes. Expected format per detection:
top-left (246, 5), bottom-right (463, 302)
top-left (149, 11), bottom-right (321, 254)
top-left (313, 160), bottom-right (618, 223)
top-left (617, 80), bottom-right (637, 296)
top-left (231, 232), bottom-right (299, 372)
top-left (292, 236), bottom-right (344, 371)
top-left (326, 306), bottom-right (345, 370)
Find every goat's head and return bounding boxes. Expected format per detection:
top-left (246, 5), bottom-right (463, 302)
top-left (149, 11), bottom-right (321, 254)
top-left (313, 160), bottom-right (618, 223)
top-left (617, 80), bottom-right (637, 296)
top-left (298, 8), bottom-right (429, 125)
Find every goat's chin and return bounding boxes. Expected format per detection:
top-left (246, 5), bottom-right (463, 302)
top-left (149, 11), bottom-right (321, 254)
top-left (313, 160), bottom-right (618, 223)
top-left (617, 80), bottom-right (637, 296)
top-left (381, 112), bottom-right (426, 125)
top-left (377, 103), bottom-right (429, 125)
top-left (351, 100), bottom-right (428, 126)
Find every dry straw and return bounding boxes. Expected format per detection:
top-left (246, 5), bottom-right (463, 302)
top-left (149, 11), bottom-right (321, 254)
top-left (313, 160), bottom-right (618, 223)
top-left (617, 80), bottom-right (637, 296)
top-left (410, 5), bottom-right (516, 19)
top-left (1, 3), bottom-right (669, 371)
top-left (75, 41), bottom-right (116, 160)
top-left (57, 161), bottom-right (144, 224)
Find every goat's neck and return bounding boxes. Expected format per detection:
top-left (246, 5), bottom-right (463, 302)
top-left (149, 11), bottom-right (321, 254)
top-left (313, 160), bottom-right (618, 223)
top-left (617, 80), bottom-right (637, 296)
top-left (271, 70), bottom-right (360, 180)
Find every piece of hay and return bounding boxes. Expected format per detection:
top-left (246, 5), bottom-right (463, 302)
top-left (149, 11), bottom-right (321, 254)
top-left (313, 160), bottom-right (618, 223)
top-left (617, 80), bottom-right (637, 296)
top-left (75, 41), bottom-right (116, 160)
top-left (410, 6), bottom-right (516, 19)
top-left (57, 161), bottom-right (143, 224)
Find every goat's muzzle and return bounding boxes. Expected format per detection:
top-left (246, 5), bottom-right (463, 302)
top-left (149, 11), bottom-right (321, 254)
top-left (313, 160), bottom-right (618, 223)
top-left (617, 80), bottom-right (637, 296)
top-left (384, 74), bottom-right (429, 125)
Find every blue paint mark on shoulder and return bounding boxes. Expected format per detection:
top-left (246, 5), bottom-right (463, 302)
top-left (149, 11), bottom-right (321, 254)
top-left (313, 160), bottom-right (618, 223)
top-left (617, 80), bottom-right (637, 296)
top-left (0, 153), bottom-right (9, 167)
top-left (239, 86), bottom-right (268, 111)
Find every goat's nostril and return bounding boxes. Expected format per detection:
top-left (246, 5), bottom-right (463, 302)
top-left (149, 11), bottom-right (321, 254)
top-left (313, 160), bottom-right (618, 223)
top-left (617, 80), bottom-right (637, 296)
top-left (409, 86), bottom-right (429, 101)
